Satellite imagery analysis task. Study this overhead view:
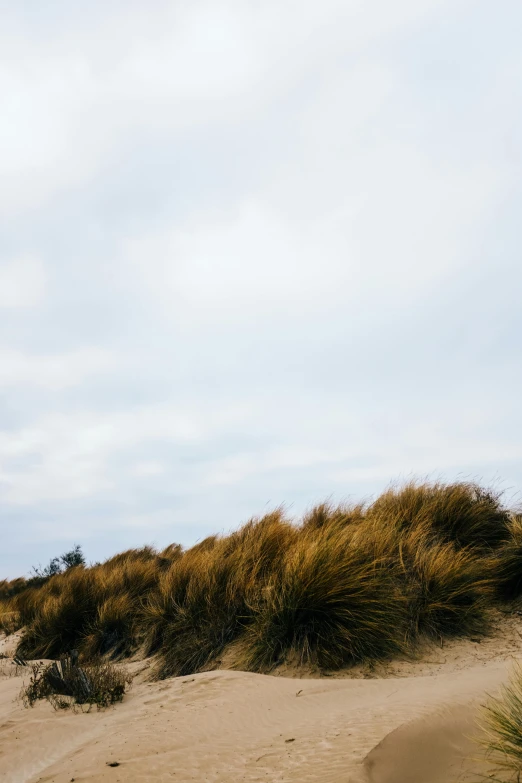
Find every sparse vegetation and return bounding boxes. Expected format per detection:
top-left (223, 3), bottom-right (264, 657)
top-left (20, 652), bottom-right (132, 711)
top-left (1, 479), bottom-right (521, 681)
top-left (477, 663), bottom-right (522, 782)
top-left (31, 544), bottom-right (86, 580)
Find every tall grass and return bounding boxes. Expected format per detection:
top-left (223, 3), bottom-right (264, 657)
top-left (495, 515), bottom-right (522, 602)
top-left (15, 546), bottom-right (180, 660)
top-left (478, 663), bottom-right (522, 781)
top-left (401, 533), bottom-right (494, 640)
top-left (367, 480), bottom-right (510, 549)
top-left (142, 510), bottom-right (298, 677)
top-left (1, 479), bottom-right (518, 679)
top-left (239, 525), bottom-right (408, 671)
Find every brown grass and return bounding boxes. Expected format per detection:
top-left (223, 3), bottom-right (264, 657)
top-left (238, 524), bottom-right (408, 671)
top-left (367, 480), bottom-right (510, 549)
top-left (494, 515), bottom-right (522, 602)
top-left (476, 662), bottom-right (522, 781)
top-left (1, 479), bottom-right (517, 679)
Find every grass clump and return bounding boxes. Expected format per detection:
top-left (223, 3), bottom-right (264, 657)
top-left (16, 567), bottom-right (97, 659)
top-left (477, 663), bottom-right (522, 781)
top-left (21, 652), bottom-right (132, 711)
top-left (400, 532), bottom-right (494, 641)
top-left (494, 515), bottom-right (522, 602)
top-left (239, 526), bottom-right (408, 671)
top-left (15, 545), bottom-right (180, 660)
top-left (143, 510), bottom-right (298, 678)
top-left (367, 480), bottom-right (510, 549)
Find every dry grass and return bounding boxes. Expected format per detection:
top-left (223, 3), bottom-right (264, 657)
top-left (494, 515), bottom-right (522, 602)
top-left (142, 510), bottom-right (298, 678)
top-left (401, 532), bottom-right (494, 640)
top-left (1, 479), bottom-right (518, 679)
top-left (367, 480), bottom-right (510, 549)
top-left (15, 546), bottom-right (179, 660)
top-left (238, 526), bottom-right (408, 671)
top-left (477, 663), bottom-right (522, 782)
top-left (21, 653), bottom-right (132, 711)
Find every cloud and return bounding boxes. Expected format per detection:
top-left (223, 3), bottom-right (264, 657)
top-left (0, 0), bottom-right (454, 214)
top-left (0, 400), bottom-right (254, 505)
top-left (131, 461), bottom-right (167, 478)
top-left (0, 347), bottom-right (113, 390)
top-left (0, 0), bottom-right (521, 577)
top-left (0, 257), bottom-right (46, 308)
top-left (123, 146), bottom-right (505, 332)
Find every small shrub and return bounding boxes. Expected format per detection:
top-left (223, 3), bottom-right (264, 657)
top-left (32, 544), bottom-right (86, 579)
top-left (59, 545), bottom-right (86, 570)
top-left (21, 653), bottom-right (132, 711)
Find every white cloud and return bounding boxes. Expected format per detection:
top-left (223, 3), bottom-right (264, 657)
top-left (0, 347), bottom-right (113, 390)
top-left (203, 427), bottom-right (522, 492)
top-left (0, 0), bottom-right (521, 574)
top-left (124, 146), bottom-right (506, 331)
top-left (0, 0), bottom-right (456, 214)
top-left (0, 257), bottom-right (46, 308)
top-left (131, 461), bottom-right (166, 478)
top-left (0, 401), bottom-right (254, 504)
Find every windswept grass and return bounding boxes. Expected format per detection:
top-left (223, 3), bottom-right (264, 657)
top-left (238, 525), bottom-right (408, 671)
top-left (1, 479), bottom-right (519, 680)
top-left (495, 515), bottom-right (522, 602)
top-left (477, 663), bottom-right (522, 781)
top-left (401, 532), bottom-right (494, 640)
top-left (142, 510), bottom-right (298, 678)
top-left (15, 545), bottom-right (180, 660)
top-left (367, 480), bottom-right (511, 549)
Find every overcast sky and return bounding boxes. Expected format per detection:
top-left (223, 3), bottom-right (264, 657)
top-left (1, 0), bottom-right (521, 577)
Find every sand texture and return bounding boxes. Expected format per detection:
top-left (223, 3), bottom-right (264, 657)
top-left (1, 613), bottom-right (521, 783)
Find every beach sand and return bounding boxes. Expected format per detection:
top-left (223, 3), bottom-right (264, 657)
top-left (1, 611), bottom-right (521, 783)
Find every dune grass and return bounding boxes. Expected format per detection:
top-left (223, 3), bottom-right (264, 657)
top-left (1, 479), bottom-right (519, 679)
top-left (366, 480), bottom-right (511, 549)
top-left (141, 510), bottom-right (298, 677)
top-left (238, 525), bottom-right (408, 671)
top-left (494, 515), bottom-right (522, 602)
top-left (477, 663), bottom-right (522, 782)
top-left (14, 546), bottom-right (178, 660)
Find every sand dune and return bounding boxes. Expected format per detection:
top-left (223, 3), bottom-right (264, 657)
top-left (1, 616), bottom-right (521, 783)
top-left (354, 704), bottom-right (491, 783)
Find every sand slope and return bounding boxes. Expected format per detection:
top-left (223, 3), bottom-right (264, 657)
top-left (1, 614), bottom-right (521, 783)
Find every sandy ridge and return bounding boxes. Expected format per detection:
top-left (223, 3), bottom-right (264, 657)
top-left (0, 614), bottom-right (521, 783)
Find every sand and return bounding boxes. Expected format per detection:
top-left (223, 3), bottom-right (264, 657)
top-left (1, 611), bottom-right (521, 783)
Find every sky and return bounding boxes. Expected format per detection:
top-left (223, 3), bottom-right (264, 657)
top-left (1, 0), bottom-right (521, 578)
